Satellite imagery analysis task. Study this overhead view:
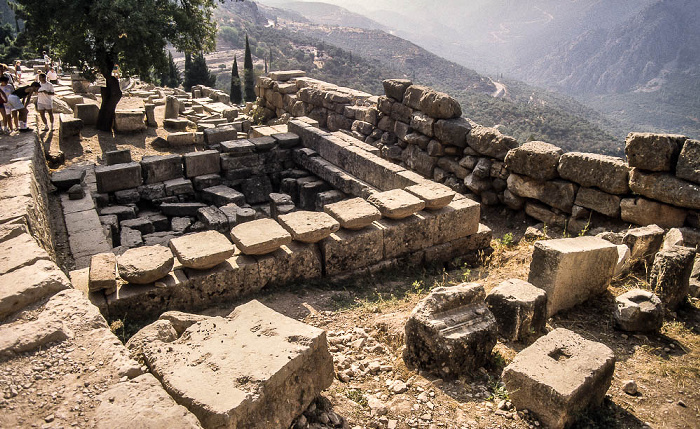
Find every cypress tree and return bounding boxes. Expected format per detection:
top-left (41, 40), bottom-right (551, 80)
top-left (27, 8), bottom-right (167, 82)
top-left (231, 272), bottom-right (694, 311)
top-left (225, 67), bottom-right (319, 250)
top-left (185, 52), bottom-right (215, 91)
top-left (243, 34), bottom-right (256, 102)
top-left (230, 56), bottom-right (242, 105)
top-left (183, 53), bottom-right (192, 90)
top-left (161, 51), bottom-right (182, 88)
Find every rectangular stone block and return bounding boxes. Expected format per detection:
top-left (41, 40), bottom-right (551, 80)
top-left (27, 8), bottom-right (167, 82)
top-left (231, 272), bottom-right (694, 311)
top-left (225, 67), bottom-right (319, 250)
top-left (95, 162), bottom-right (142, 193)
top-left (89, 253), bottom-right (117, 293)
top-left (676, 139), bottom-right (700, 184)
top-left (557, 152), bottom-right (629, 195)
top-left (141, 155), bottom-right (183, 184)
top-left (620, 197), bottom-right (687, 228)
top-left (183, 150), bottom-right (220, 178)
top-left (201, 185), bottom-right (245, 207)
top-left (575, 187), bottom-right (621, 218)
top-left (431, 197), bottom-right (480, 245)
top-left (74, 103), bottom-right (99, 125)
top-left (528, 237), bottom-right (619, 317)
top-left (164, 178), bottom-right (194, 196)
top-left (104, 149), bottom-right (132, 166)
top-left (184, 254), bottom-right (261, 303)
top-left (203, 125), bottom-right (238, 146)
top-left (114, 109), bottom-right (146, 133)
top-left (375, 212), bottom-right (437, 259)
top-left (319, 224), bottom-right (384, 276)
top-left (257, 242), bottom-right (323, 288)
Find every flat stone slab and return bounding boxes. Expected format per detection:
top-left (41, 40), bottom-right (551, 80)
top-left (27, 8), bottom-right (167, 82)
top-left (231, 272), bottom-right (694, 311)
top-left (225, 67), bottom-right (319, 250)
top-left (142, 300), bottom-right (333, 429)
top-left (404, 182), bottom-right (455, 210)
top-left (502, 328), bottom-right (615, 429)
top-left (367, 189), bottom-right (426, 219)
top-left (278, 211), bottom-right (340, 243)
top-left (95, 373), bottom-right (203, 429)
top-left (0, 260), bottom-right (72, 319)
top-left (0, 233), bottom-right (50, 275)
top-left (169, 230), bottom-right (235, 269)
top-left (117, 245), bottom-right (174, 284)
top-left (231, 218), bottom-right (292, 255)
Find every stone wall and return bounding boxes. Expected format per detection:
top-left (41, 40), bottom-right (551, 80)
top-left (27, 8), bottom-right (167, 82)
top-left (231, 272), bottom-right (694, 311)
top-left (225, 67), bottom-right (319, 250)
top-left (257, 72), bottom-right (700, 232)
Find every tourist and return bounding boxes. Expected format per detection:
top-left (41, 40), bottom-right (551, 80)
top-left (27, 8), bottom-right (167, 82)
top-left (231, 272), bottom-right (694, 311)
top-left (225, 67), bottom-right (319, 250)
top-left (43, 51), bottom-right (51, 71)
top-left (0, 76), bottom-right (8, 134)
top-left (7, 81), bottom-right (40, 132)
top-left (0, 75), bottom-right (15, 133)
top-left (36, 73), bottom-right (54, 130)
top-left (14, 60), bottom-right (21, 84)
top-left (46, 66), bottom-right (58, 84)
top-left (0, 63), bottom-right (14, 85)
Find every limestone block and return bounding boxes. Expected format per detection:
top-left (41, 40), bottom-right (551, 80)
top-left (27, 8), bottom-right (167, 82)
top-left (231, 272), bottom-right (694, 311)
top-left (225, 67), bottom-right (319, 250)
top-left (114, 109), bottom-right (146, 133)
top-left (125, 319), bottom-right (178, 358)
top-left (59, 113), bottom-right (82, 137)
top-left (117, 245), bottom-right (174, 284)
top-left (558, 152), bottom-right (630, 194)
top-left (141, 154), bottom-right (183, 184)
top-left (375, 212), bottom-right (437, 259)
top-left (89, 253), bottom-right (117, 294)
top-left (405, 182), bottom-right (455, 210)
top-left (61, 94), bottom-right (84, 108)
top-left (183, 150), bottom-right (220, 178)
top-left (271, 132), bottom-right (301, 149)
top-left (485, 279), bottom-right (547, 341)
top-left (203, 125), bottom-right (238, 146)
top-left (164, 177), bottom-right (194, 197)
top-left (650, 245), bottom-right (696, 310)
top-left (167, 132), bottom-right (196, 146)
top-left (410, 111), bottom-right (434, 137)
top-left (74, 103), bottom-right (99, 125)
top-left (629, 168), bottom-right (700, 210)
top-left (242, 175), bottom-right (273, 205)
top-left (507, 174), bottom-right (576, 213)
top-left (367, 189), bottom-right (426, 219)
top-left (524, 202), bottom-right (567, 227)
top-left (197, 206), bottom-right (229, 233)
top-left (323, 198), bottom-right (382, 230)
top-left (319, 224), bottom-right (384, 276)
top-left (164, 118), bottom-right (191, 131)
top-left (502, 328), bottom-right (615, 429)
top-left (575, 187), bottom-right (621, 218)
top-left (383, 79), bottom-right (412, 102)
top-left (51, 167), bottom-right (86, 191)
top-left (144, 103), bottom-right (157, 127)
top-left (418, 88), bottom-right (462, 119)
top-left (95, 373), bottom-right (203, 429)
top-left (620, 197), bottom-right (687, 228)
top-left (0, 260), bottom-right (71, 319)
top-left (142, 300), bottom-right (333, 429)
top-left (504, 141), bottom-right (563, 181)
top-left (404, 283), bottom-right (498, 379)
top-left (431, 197), bottom-right (480, 244)
top-left (675, 138), bottom-right (700, 184)
top-left (269, 69), bottom-right (307, 81)
top-left (257, 242), bottom-right (323, 287)
top-left (104, 149), bottom-right (132, 165)
top-left (528, 237), bottom-right (618, 316)
top-left (466, 125), bottom-right (518, 160)
top-left (278, 211), bottom-right (340, 243)
top-left (201, 185), bottom-right (245, 207)
top-left (169, 231), bottom-right (235, 270)
top-left (231, 218), bottom-right (292, 255)
top-left (95, 162), bottom-right (142, 193)
top-left (434, 117), bottom-right (470, 148)
top-left (0, 233), bottom-right (50, 275)
top-left (614, 289), bottom-right (664, 332)
top-left (192, 174), bottom-right (222, 192)
top-left (165, 95), bottom-right (180, 119)
top-left (160, 202), bottom-right (207, 217)
top-left (623, 224), bottom-right (665, 261)
top-left (614, 244), bottom-right (631, 278)
top-left (625, 132), bottom-right (684, 172)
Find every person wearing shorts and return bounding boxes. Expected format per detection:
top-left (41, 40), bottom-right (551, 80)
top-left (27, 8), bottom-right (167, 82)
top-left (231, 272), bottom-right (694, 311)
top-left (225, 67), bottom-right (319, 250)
top-left (46, 67), bottom-right (58, 85)
top-left (0, 76), bottom-right (15, 133)
top-left (36, 73), bottom-right (54, 130)
top-left (8, 81), bottom-right (40, 132)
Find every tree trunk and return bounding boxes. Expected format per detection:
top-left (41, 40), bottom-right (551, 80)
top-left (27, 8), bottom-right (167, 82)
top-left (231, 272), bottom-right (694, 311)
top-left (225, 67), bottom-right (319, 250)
top-left (96, 75), bottom-right (122, 132)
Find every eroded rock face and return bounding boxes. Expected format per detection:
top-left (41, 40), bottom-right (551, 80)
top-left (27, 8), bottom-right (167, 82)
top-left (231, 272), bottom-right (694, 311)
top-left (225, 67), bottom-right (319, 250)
top-left (614, 289), bottom-right (664, 332)
top-left (404, 283), bottom-right (497, 379)
top-left (502, 328), bottom-right (615, 429)
top-left (142, 301), bottom-right (334, 429)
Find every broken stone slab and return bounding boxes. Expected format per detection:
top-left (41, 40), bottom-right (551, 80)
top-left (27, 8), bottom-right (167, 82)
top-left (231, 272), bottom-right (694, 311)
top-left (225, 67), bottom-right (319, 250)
top-left (404, 182), bottom-right (455, 210)
top-left (557, 152), bottom-right (630, 195)
top-left (504, 141), bottom-right (563, 181)
top-left (367, 189), bottom-right (426, 219)
top-left (95, 162), bottom-right (142, 193)
top-left (159, 311), bottom-right (211, 335)
top-left (169, 230), bottom-right (235, 269)
top-left (142, 300), bottom-right (333, 429)
top-left (404, 283), bottom-right (497, 379)
top-left (502, 328), bottom-right (615, 429)
top-left (625, 132), bottom-right (685, 172)
top-left (231, 218), bottom-right (292, 255)
top-left (95, 373), bottom-right (204, 429)
top-left (623, 224), bottom-right (665, 262)
top-left (620, 197), bottom-right (687, 228)
top-left (649, 245), bottom-right (696, 310)
top-left (614, 244), bottom-right (632, 278)
top-left (125, 319), bottom-right (178, 358)
top-left (117, 245), bottom-right (174, 284)
top-left (614, 289), bottom-right (664, 332)
top-left (528, 237), bottom-right (619, 317)
top-left (0, 317), bottom-right (69, 358)
top-left (89, 253), bottom-right (117, 294)
top-left (269, 69), bottom-right (307, 81)
top-left (0, 260), bottom-right (71, 319)
top-left (485, 279), bottom-right (547, 342)
top-left (278, 211), bottom-right (340, 243)
top-left (0, 233), bottom-right (50, 275)
top-left (197, 206), bottom-right (229, 233)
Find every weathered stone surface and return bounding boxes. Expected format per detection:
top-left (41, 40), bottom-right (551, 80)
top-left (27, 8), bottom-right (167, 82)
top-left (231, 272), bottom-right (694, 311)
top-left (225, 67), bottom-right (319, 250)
top-left (434, 117), bottom-right (470, 148)
top-left (167, 132), bottom-right (195, 146)
top-left (410, 111), bottom-right (434, 137)
top-left (89, 253), bottom-right (117, 294)
top-left (466, 126), bottom-right (519, 160)
top-left (383, 79), bottom-right (412, 102)
top-left (485, 279), bottom-right (547, 341)
top-left (231, 218), bottom-right (292, 255)
top-left (629, 168), bottom-right (700, 210)
top-left (278, 211), bottom-right (340, 243)
top-left (51, 167), bottom-right (86, 191)
top-left (404, 182), bottom-right (455, 210)
top-left (196, 206), bottom-right (229, 233)
top-left (201, 185), bottom-right (245, 207)
top-left (502, 328), bottom-right (615, 429)
top-left (528, 237), bottom-right (618, 316)
top-left (375, 212), bottom-right (437, 259)
top-left (625, 132), bottom-right (685, 172)
top-left (524, 202), bottom-right (567, 227)
top-left (620, 197), bottom-right (687, 228)
top-left (117, 245), bottom-right (174, 284)
top-left (319, 224), bottom-right (384, 276)
top-left (142, 300), bottom-right (333, 429)
top-left (558, 152), bottom-right (630, 194)
top-left (504, 141), bottom-right (563, 181)
top-left (159, 311), bottom-right (211, 335)
top-left (95, 373), bottom-right (203, 429)
top-left (114, 109), bottom-right (146, 133)
top-left (0, 317), bottom-right (68, 358)
top-left (323, 198), bottom-right (382, 230)
top-left (650, 245), bottom-right (696, 310)
top-left (575, 187), bottom-right (621, 218)
top-left (242, 175), bottom-right (273, 204)
top-left (676, 139), bottom-right (700, 184)
top-left (169, 230), bottom-right (235, 269)
top-left (623, 224), bottom-right (665, 261)
top-left (614, 244), bottom-right (631, 278)
top-left (204, 125), bottom-right (238, 146)
top-left (404, 283), bottom-right (498, 379)
top-left (507, 174), bottom-right (576, 213)
top-left (367, 189), bottom-right (426, 219)
top-left (141, 154), bottom-right (183, 184)
top-left (691, 257), bottom-right (700, 298)
top-left (160, 202), bottom-right (207, 217)
top-left (419, 89), bottom-right (462, 119)
top-left (431, 197), bottom-right (480, 244)
top-left (614, 289), bottom-right (664, 332)
top-left (125, 319), bottom-right (178, 358)
top-left (256, 241), bottom-right (323, 287)
top-left (95, 162), bottom-right (142, 193)
top-left (0, 260), bottom-right (71, 319)
top-left (0, 233), bottom-right (50, 275)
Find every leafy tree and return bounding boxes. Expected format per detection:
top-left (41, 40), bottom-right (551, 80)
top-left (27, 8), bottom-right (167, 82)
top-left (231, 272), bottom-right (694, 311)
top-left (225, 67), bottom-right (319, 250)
top-left (230, 56), bottom-right (242, 105)
top-left (184, 52), bottom-right (215, 91)
top-left (12, 0), bottom-right (222, 131)
top-left (243, 34), bottom-right (256, 102)
top-left (159, 51), bottom-right (181, 88)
